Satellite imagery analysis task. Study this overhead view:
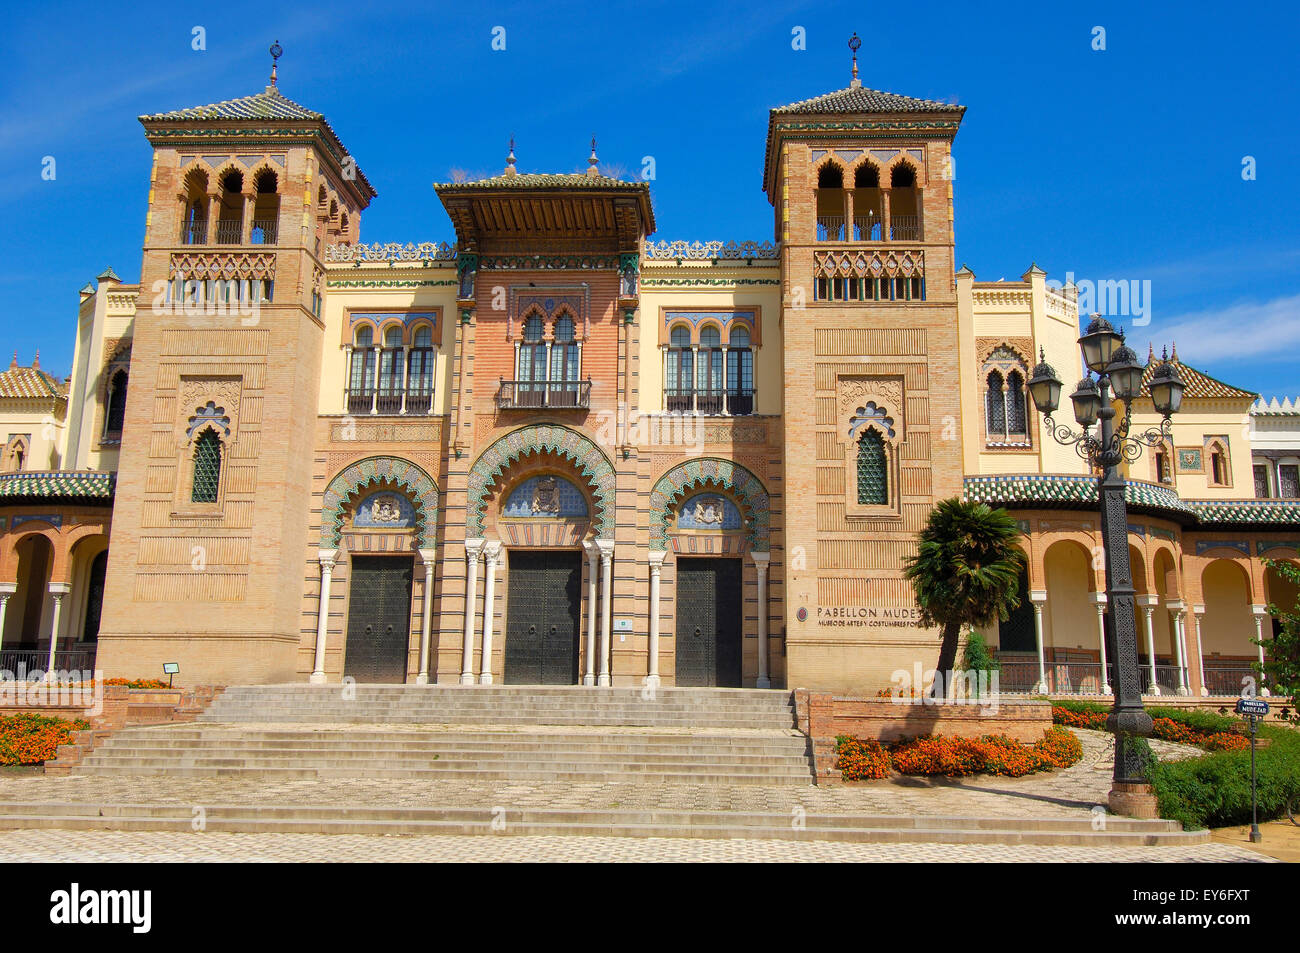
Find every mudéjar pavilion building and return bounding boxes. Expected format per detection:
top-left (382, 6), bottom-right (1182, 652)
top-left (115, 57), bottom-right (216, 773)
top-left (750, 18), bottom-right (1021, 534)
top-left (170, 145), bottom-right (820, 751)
top-left (2, 48), bottom-right (1297, 697)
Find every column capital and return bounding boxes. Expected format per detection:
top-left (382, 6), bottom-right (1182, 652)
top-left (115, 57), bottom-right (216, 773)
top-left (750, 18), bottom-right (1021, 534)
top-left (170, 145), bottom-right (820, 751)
top-left (0, 581), bottom-right (16, 596)
top-left (318, 548), bottom-right (339, 569)
top-left (1136, 594), bottom-right (1160, 608)
top-left (1192, 604), bottom-right (1206, 616)
top-left (1029, 589), bottom-right (1048, 605)
top-left (1164, 598), bottom-right (1186, 612)
top-left (464, 537), bottom-right (486, 560)
top-left (484, 540), bottom-right (503, 566)
top-left (48, 581), bottom-right (71, 597)
top-left (1251, 604), bottom-right (1269, 618)
top-left (648, 549), bottom-right (667, 570)
top-left (418, 548), bottom-right (437, 566)
top-left (595, 538), bottom-right (615, 560)
top-left (749, 551), bottom-right (771, 568)
top-left (1089, 591), bottom-right (1108, 606)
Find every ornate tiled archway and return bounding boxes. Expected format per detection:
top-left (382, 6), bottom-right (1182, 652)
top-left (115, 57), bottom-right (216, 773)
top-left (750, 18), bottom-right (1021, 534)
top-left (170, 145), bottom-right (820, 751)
top-left (650, 457), bottom-right (769, 552)
top-left (467, 424), bottom-right (617, 538)
top-left (320, 456), bottom-right (439, 549)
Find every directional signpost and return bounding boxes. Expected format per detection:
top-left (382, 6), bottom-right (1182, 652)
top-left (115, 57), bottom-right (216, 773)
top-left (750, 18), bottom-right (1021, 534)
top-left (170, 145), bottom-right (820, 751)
top-left (1235, 697), bottom-right (1269, 843)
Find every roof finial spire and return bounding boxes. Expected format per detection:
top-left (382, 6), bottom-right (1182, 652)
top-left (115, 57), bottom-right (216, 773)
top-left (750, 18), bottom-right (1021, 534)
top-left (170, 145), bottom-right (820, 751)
top-left (504, 135), bottom-right (517, 176)
top-left (269, 40), bottom-right (283, 89)
top-left (8, 351), bottom-right (16, 371)
top-left (587, 135), bottom-right (599, 177)
top-left (848, 33), bottom-right (862, 88)
top-left (1171, 340), bottom-right (1178, 361)
top-left (32, 350), bottom-right (39, 371)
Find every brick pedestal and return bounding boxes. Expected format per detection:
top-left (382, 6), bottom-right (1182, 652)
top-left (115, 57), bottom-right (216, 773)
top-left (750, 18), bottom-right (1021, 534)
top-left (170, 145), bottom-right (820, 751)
top-left (1108, 781), bottom-right (1159, 819)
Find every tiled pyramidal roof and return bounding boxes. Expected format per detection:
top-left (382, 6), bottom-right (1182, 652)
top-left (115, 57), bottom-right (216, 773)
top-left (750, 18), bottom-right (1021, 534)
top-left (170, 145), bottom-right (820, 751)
top-left (0, 471), bottom-right (114, 502)
top-left (0, 364), bottom-right (62, 399)
top-left (772, 84), bottom-right (962, 115)
top-left (964, 475), bottom-right (1300, 527)
top-left (139, 86), bottom-right (323, 122)
top-left (1141, 356), bottom-right (1255, 401)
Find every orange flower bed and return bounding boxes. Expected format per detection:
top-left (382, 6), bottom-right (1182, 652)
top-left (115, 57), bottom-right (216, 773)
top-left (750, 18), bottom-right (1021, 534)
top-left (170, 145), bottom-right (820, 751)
top-left (835, 728), bottom-right (1083, 781)
top-left (0, 713), bottom-right (90, 766)
top-left (834, 736), bottom-right (892, 780)
top-left (1052, 704), bottom-right (1250, 751)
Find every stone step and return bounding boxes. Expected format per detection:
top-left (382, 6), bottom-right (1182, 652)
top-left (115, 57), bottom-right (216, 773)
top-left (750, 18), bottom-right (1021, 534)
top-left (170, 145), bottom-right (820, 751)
top-left (95, 738), bottom-right (807, 757)
top-left (0, 802), bottom-right (1206, 847)
top-left (67, 765), bottom-right (813, 784)
top-left (83, 747), bottom-right (812, 768)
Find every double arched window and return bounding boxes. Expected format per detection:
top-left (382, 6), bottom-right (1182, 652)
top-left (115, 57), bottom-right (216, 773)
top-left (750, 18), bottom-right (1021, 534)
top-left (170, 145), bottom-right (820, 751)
top-left (983, 347), bottom-right (1030, 445)
top-left (502, 311), bottom-right (585, 408)
top-left (664, 321), bottom-right (756, 415)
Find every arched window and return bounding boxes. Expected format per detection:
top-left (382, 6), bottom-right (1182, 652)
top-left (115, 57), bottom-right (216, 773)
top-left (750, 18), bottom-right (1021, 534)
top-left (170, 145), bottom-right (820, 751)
top-left (726, 326), bottom-right (753, 415)
top-left (82, 550), bottom-right (108, 642)
top-left (889, 163), bottom-right (919, 240)
top-left (406, 324), bottom-right (435, 414)
top-left (1209, 441), bottom-right (1230, 486)
top-left (348, 326), bottom-right (376, 414)
top-left (856, 428), bottom-right (888, 505)
top-left (697, 326), bottom-right (724, 414)
top-left (986, 369), bottom-right (1006, 437)
top-left (377, 326), bottom-right (404, 414)
top-left (1005, 370), bottom-right (1026, 436)
top-left (666, 325), bottom-right (693, 413)
top-left (852, 164), bottom-right (882, 239)
top-left (515, 314), bottom-right (548, 406)
top-left (103, 369), bottom-right (128, 438)
top-left (216, 170), bottom-right (244, 244)
top-left (251, 169), bottom-right (279, 244)
top-left (550, 315), bottom-right (581, 406)
top-left (191, 430), bottom-right (222, 503)
top-left (816, 163), bottom-right (845, 241)
top-left (180, 168), bottom-right (209, 244)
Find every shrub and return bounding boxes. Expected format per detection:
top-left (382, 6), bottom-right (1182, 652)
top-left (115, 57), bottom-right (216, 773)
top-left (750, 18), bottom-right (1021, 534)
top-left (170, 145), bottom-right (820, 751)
top-left (1150, 724), bottom-right (1300, 829)
top-left (834, 735), bottom-right (892, 780)
top-left (0, 713), bottom-right (91, 766)
top-left (975, 734), bottom-right (1050, 777)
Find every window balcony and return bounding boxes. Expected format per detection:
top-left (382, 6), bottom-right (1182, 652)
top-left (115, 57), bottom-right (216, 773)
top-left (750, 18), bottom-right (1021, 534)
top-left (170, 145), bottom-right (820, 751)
top-left (889, 215), bottom-right (920, 241)
top-left (250, 219), bottom-right (278, 244)
top-left (664, 387), bottom-right (754, 415)
top-left (853, 216), bottom-right (882, 241)
top-left (816, 216), bottom-right (846, 242)
top-left (215, 220), bottom-right (243, 244)
top-left (496, 379), bottom-right (592, 410)
top-left (180, 222), bottom-right (207, 245)
top-left (346, 390), bottom-right (436, 416)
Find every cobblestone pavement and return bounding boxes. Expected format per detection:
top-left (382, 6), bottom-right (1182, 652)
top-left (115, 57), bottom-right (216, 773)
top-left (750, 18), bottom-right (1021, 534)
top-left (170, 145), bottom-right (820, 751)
top-left (0, 728), bottom-right (1193, 819)
top-left (0, 830), bottom-right (1268, 863)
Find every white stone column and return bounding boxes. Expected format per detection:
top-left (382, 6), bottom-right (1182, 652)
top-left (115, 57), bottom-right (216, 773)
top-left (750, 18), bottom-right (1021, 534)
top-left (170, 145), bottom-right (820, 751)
top-left (416, 549), bottom-right (436, 685)
top-left (751, 551), bottom-right (771, 688)
top-left (45, 582), bottom-right (71, 678)
top-left (461, 538), bottom-right (484, 685)
top-left (646, 550), bottom-right (666, 690)
top-left (1252, 605), bottom-right (1271, 697)
top-left (1176, 610), bottom-right (1192, 695)
top-left (1090, 591), bottom-right (1111, 695)
top-left (399, 345), bottom-right (410, 414)
top-left (582, 541), bottom-right (598, 685)
top-left (596, 539), bottom-right (615, 686)
top-left (311, 550), bottom-right (338, 684)
top-left (1192, 605), bottom-right (1208, 696)
top-left (0, 582), bottom-right (15, 653)
top-left (1166, 599), bottom-right (1190, 695)
top-left (1030, 589), bottom-right (1048, 693)
top-left (480, 542), bottom-right (502, 685)
top-left (1138, 594), bottom-right (1161, 695)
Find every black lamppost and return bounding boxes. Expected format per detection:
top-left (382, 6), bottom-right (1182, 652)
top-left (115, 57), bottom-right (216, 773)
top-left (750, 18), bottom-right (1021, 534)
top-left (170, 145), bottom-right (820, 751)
top-left (1026, 315), bottom-right (1186, 810)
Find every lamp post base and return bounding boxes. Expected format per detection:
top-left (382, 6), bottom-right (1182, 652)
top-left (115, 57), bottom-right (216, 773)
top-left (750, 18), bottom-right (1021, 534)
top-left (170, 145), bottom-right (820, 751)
top-left (1108, 781), bottom-right (1159, 819)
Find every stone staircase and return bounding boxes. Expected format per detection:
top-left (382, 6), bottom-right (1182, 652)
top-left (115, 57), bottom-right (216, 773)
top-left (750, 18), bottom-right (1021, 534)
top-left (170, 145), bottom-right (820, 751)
top-left (0, 801), bottom-right (1209, 847)
top-left (72, 685), bottom-right (815, 786)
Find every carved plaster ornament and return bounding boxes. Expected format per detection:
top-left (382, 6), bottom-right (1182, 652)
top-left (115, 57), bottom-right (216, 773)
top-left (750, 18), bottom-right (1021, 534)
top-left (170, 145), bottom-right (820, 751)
top-left (694, 496), bottom-right (725, 525)
top-left (370, 495), bottom-right (403, 524)
top-left (532, 476), bottom-right (561, 514)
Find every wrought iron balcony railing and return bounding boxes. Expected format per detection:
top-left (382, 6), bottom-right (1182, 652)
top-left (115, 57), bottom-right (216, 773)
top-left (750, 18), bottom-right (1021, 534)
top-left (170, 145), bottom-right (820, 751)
top-left (664, 387), bottom-right (754, 416)
top-left (215, 220), bottom-right (243, 244)
top-left (853, 215), bottom-right (882, 241)
top-left (496, 379), bottom-right (592, 410)
top-left (816, 216), bottom-right (846, 241)
top-left (180, 222), bottom-right (207, 245)
top-left (890, 215), bottom-right (920, 241)
top-left (250, 219), bottom-right (278, 244)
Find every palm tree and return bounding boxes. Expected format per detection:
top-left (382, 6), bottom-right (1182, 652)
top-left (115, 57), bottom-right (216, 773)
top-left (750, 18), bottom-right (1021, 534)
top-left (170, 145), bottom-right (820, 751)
top-left (903, 498), bottom-right (1027, 695)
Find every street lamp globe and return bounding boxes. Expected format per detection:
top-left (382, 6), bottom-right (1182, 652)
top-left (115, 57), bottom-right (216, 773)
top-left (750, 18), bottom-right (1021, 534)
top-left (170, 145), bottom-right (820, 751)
top-left (1070, 376), bottom-right (1102, 427)
top-left (1148, 353), bottom-right (1185, 417)
top-left (1027, 348), bottom-right (1063, 416)
top-left (1107, 342), bottom-right (1145, 402)
top-left (1078, 314), bottom-right (1122, 374)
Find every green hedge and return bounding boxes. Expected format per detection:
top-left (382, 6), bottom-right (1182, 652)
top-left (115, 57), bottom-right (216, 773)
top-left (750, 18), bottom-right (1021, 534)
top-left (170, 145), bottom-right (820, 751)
top-left (1150, 724), bottom-right (1300, 830)
top-left (1052, 698), bottom-right (1241, 734)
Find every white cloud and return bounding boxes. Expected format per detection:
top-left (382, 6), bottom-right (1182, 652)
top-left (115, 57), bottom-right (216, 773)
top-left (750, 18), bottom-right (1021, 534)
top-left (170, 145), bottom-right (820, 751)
top-left (1145, 294), bottom-right (1300, 364)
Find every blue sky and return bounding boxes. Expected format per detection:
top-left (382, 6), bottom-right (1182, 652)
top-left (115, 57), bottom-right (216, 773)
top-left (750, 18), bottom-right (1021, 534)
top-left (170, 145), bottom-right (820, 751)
top-left (2, 0), bottom-right (1297, 397)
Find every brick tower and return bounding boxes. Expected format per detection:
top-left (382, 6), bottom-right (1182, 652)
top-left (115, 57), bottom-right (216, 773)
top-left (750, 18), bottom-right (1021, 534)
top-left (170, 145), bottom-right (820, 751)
top-left (96, 49), bottom-right (376, 682)
top-left (769, 41), bottom-right (967, 692)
